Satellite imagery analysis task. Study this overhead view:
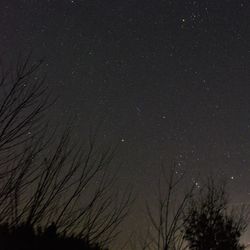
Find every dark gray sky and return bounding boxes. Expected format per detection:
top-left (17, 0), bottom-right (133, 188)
top-left (1, 0), bottom-right (250, 243)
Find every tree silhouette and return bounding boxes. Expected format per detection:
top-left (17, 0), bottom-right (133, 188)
top-left (142, 165), bottom-right (193, 250)
top-left (183, 179), bottom-right (248, 250)
top-left (0, 55), bottom-right (132, 249)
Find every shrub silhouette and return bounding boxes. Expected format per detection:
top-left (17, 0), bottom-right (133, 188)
top-left (0, 222), bottom-right (107, 250)
top-left (183, 179), bottom-right (247, 250)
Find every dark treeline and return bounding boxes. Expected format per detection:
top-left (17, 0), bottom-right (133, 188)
top-left (0, 56), bottom-right (249, 250)
top-left (0, 223), bottom-right (105, 250)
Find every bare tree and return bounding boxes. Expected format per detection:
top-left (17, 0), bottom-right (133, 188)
top-left (0, 54), bottom-right (49, 170)
top-left (0, 55), bottom-right (132, 248)
top-left (143, 164), bottom-right (193, 250)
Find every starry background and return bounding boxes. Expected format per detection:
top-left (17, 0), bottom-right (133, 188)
top-left (1, 0), bottom-right (250, 244)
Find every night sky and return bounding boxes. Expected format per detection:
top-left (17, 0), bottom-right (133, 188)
top-left (1, 0), bottom-right (250, 244)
